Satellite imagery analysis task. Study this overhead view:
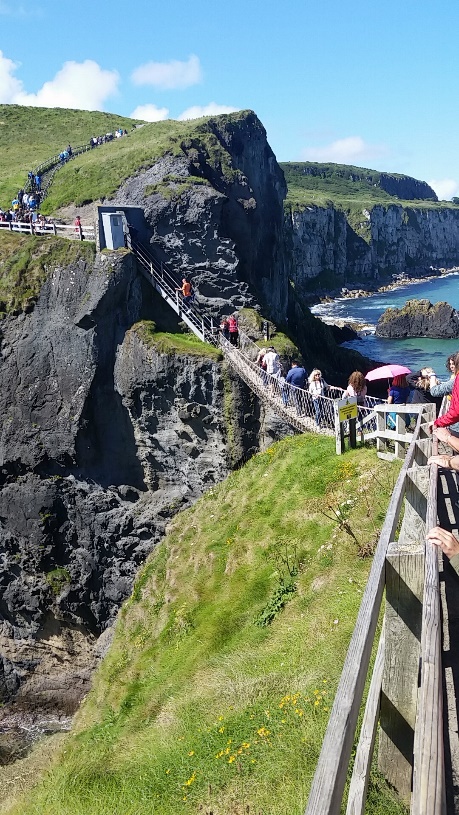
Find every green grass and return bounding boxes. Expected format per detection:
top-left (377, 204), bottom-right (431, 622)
top-left (5, 436), bottom-right (406, 815)
top-left (0, 105), bottom-right (143, 208)
top-left (0, 104), bottom-right (253, 215)
top-left (0, 232), bottom-right (95, 315)
top-left (133, 320), bottom-right (223, 360)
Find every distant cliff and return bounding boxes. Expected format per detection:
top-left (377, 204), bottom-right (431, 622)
top-left (289, 203), bottom-right (459, 293)
top-left (282, 162), bottom-right (438, 202)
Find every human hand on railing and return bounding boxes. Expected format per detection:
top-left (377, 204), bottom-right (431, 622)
top-left (428, 454), bottom-right (458, 470)
top-left (433, 425), bottom-right (452, 443)
top-left (426, 526), bottom-right (459, 559)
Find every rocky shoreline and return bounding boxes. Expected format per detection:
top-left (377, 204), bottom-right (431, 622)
top-left (311, 266), bottom-right (459, 334)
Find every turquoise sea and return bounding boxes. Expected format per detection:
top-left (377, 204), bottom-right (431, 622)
top-left (311, 273), bottom-right (459, 374)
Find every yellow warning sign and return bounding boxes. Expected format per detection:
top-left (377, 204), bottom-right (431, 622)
top-left (337, 397), bottom-right (358, 422)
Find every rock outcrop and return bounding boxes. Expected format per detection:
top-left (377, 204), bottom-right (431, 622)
top-left (376, 299), bottom-right (459, 339)
top-left (110, 112), bottom-right (289, 323)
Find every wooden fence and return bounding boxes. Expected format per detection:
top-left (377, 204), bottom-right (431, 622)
top-left (304, 401), bottom-right (446, 815)
top-left (0, 219), bottom-right (95, 241)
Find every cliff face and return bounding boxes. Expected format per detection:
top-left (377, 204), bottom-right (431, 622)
top-left (290, 204), bottom-right (459, 288)
top-left (110, 112), bottom-right (289, 321)
top-left (0, 244), bottom-right (266, 712)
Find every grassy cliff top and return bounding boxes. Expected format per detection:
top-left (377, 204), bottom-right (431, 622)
top-left (0, 105), bottom-right (254, 214)
top-left (4, 435), bottom-right (405, 815)
top-left (1, 104), bottom-right (455, 219)
top-left (280, 161), bottom-right (458, 212)
top-left (0, 105), bottom-right (144, 207)
top-left (134, 320), bottom-right (223, 360)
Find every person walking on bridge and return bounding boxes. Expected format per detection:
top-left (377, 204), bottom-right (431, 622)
top-left (228, 314), bottom-right (239, 346)
top-left (286, 361), bottom-right (308, 415)
top-left (177, 278), bottom-right (193, 308)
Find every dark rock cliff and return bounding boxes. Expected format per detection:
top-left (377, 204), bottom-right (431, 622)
top-left (0, 243), bottom-right (266, 712)
top-left (376, 298), bottom-right (459, 339)
top-left (110, 112), bottom-right (289, 322)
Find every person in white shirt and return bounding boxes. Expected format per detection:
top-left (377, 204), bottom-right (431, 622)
top-left (263, 347), bottom-right (280, 377)
top-left (308, 368), bottom-right (329, 426)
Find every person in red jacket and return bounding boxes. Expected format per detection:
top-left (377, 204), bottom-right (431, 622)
top-left (431, 351), bottom-right (459, 431)
top-left (228, 314), bottom-right (239, 346)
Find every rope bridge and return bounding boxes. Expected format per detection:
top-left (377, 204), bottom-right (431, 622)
top-left (131, 239), bottom-right (384, 437)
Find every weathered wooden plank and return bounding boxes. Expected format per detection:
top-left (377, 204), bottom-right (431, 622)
top-left (346, 630), bottom-right (385, 815)
top-left (398, 467), bottom-right (429, 546)
top-left (365, 429), bottom-right (414, 444)
top-left (377, 451), bottom-right (396, 462)
top-left (334, 402), bottom-right (345, 455)
top-left (414, 437), bottom-right (431, 467)
top-left (379, 539), bottom-right (425, 802)
top-left (304, 423), bottom-right (423, 815)
top-left (374, 404), bottom-right (424, 414)
top-left (395, 412), bottom-right (407, 459)
top-left (411, 458), bottom-right (446, 815)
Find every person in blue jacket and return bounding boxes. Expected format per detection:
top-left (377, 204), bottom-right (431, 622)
top-left (285, 361), bottom-right (308, 415)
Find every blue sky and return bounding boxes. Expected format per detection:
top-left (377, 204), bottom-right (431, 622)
top-left (1, 0), bottom-right (458, 198)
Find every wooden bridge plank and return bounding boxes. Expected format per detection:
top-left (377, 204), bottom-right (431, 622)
top-left (411, 460), bottom-right (446, 815)
top-left (346, 629), bottom-right (385, 815)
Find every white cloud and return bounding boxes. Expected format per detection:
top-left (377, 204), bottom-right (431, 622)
top-left (0, 2), bottom-right (41, 15)
top-left (131, 55), bottom-right (202, 90)
top-left (130, 103), bottom-right (169, 122)
top-left (0, 52), bottom-right (119, 110)
top-left (428, 178), bottom-right (459, 201)
top-left (0, 50), bottom-right (23, 101)
top-left (301, 136), bottom-right (388, 164)
top-left (178, 103), bottom-right (238, 121)
top-left (16, 60), bottom-right (119, 110)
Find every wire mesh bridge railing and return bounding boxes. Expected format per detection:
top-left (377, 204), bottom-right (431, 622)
top-left (131, 239), bottom-right (385, 436)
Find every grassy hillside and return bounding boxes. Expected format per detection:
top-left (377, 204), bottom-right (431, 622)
top-left (0, 105), bottom-right (143, 207)
top-left (280, 161), bottom-right (458, 213)
top-left (0, 105), bottom-right (254, 215)
top-left (4, 435), bottom-right (406, 815)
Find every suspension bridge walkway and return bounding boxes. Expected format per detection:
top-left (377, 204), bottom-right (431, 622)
top-left (131, 239), bottom-right (383, 437)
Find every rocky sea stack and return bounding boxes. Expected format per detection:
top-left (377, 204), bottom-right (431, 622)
top-left (375, 298), bottom-right (459, 338)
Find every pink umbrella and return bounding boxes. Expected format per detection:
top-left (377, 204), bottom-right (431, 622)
top-left (365, 364), bottom-right (411, 381)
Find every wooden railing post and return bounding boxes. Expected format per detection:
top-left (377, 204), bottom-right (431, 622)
top-left (378, 466), bottom-right (429, 802)
top-left (376, 407), bottom-right (385, 455)
top-left (334, 401), bottom-right (344, 455)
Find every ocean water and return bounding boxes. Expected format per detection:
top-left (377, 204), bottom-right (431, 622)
top-left (311, 273), bottom-right (459, 374)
